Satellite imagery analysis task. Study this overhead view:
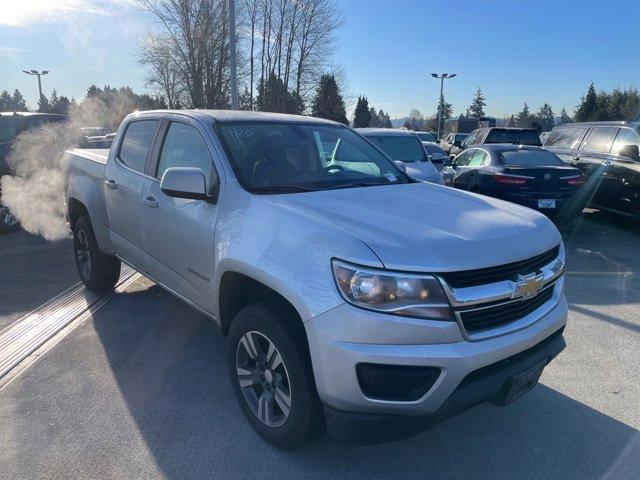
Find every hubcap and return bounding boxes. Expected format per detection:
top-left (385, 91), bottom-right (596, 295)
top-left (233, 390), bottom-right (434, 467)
top-left (75, 229), bottom-right (92, 280)
top-left (0, 206), bottom-right (18, 226)
top-left (236, 331), bottom-right (291, 427)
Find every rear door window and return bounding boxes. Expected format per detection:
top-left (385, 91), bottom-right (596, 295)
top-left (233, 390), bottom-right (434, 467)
top-left (580, 127), bottom-right (619, 153)
top-left (545, 127), bottom-right (588, 149)
top-left (118, 120), bottom-right (158, 172)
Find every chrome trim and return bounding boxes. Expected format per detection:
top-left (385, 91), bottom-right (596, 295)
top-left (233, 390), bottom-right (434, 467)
top-left (434, 243), bottom-right (565, 341)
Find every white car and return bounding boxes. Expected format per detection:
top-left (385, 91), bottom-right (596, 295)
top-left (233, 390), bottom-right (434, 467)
top-left (357, 128), bottom-right (444, 184)
top-left (65, 110), bottom-right (567, 449)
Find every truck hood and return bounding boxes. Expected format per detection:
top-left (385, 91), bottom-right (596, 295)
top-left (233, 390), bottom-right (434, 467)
top-left (263, 182), bottom-right (561, 272)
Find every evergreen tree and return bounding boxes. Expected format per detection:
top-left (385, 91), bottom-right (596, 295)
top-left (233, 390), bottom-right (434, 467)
top-left (558, 108), bottom-right (572, 125)
top-left (0, 90), bottom-right (12, 110)
top-left (238, 87), bottom-right (253, 110)
top-left (38, 93), bottom-right (50, 113)
top-left (517, 102), bottom-right (532, 127)
top-left (467, 87), bottom-right (486, 117)
top-left (575, 82), bottom-right (598, 122)
top-left (379, 109), bottom-right (392, 128)
top-left (369, 107), bottom-right (380, 127)
top-left (11, 89), bottom-right (27, 111)
top-left (255, 73), bottom-right (302, 114)
top-left (310, 74), bottom-right (348, 124)
top-left (353, 96), bottom-right (371, 128)
top-left (49, 90), bottom-right (72, 115)
top-left (435, 96), bottom-right (453, 133)
top-left (536, 103), bottom-right (555, 132)
top-left (508, 114), bottom-right (516, 127)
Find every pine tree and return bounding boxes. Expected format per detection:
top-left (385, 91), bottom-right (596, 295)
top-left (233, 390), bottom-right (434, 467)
top-left (38, 93), bottom-right (50, 113)
top-left (238, 87), bottom-right (253, 110)
top-left (508, 114), bottom-right (516, 127)
top-left (11, 89), bottom-right (27, 111)
top-left (558, 108), bottom-right (572, 125)
top-left (435, 96), bottom-right (453, 133)
top-left (575, 82), bottom-right (598, 122)
top-left (467, 87), bottom-right (486, 118)
top-left (536, 103), bottom-right (555, 132)
top-left (255, 73), bottom-right (302, 114)
top-left (0, 90), bottom-right (12, 110)
top-left (310, 74), bottom-right (348, 125)
top-left (379, 109), bottom-right (392, 128)
top-left (368, 107), bottom-right (380, 127)
top-left (353, 96), bottom-right (371, 128)
top-left (517, 102), bottom-right (532, 127)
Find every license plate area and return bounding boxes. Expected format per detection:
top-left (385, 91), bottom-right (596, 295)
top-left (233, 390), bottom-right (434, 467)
top-left (493, 361), bottom-right (547, 406)
top-left (538, 199), bottom-right (556, 209)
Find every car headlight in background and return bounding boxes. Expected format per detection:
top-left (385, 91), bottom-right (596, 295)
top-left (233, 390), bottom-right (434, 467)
top-left (332, 260), bottom-right (453, 320)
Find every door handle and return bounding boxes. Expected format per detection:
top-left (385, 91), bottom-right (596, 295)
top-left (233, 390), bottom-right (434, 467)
top-left (572, 156), bottom-right (580, 162)
top-left (105, 179), bottom-right (118, 190)
top-left (143, 195), bottom-right (158, 208)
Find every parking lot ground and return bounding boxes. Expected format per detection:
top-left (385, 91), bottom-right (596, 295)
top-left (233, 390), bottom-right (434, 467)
top-left (0, 211), bottom-right (639, 479)
top-left (0, 230), bottom-right (76, 331)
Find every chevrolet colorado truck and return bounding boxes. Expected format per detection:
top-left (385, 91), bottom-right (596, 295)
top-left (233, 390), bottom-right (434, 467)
top-left (64, 110), bottom-right (567, 449)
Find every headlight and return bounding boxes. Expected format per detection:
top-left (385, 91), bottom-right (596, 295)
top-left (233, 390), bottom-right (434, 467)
top-left (332, 260), bottom-right (453, 320)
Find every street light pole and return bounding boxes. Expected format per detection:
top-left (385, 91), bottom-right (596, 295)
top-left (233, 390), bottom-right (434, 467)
top-left (22, 69), bottom-right (49, 112)
top-left (228, 0), bottom-right (238, 110)
top-left (430, 73), bottom-right (457, 140)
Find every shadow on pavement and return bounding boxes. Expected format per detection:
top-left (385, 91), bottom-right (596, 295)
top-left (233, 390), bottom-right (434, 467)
top-left (81, 281), bottom-right (638, 480)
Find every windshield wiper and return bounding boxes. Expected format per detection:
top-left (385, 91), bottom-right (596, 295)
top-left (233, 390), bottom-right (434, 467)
top-left (324, 181), bottom-right (393, 190)
top-left (248, 185), bottom-right (315, 194)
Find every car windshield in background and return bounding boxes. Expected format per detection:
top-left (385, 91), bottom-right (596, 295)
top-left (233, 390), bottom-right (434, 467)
top-left (499, 149), bottom-right (564, 166)
top-left (217, 123), bottom-right (409, 194)
top-left (0, 116), bottom-right (20, 143)
top-left (365, 135), bottom-right (425, 163)
top-left (416, 132), bottom-right (436, 142)
top-left (423, 144), bottom-right (446, 158)
top-left (454, 134), bottom-right (468, 142)
top-left (485, 130), bottom-right (541, 146)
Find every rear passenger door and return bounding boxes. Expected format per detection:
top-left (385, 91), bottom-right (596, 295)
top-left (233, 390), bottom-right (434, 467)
top-left (545, 126), bottom-right (588, 165)
top-left (604, 128), bottom-right (640, 215)
top-left (104, 119), bottom-right (159, 270)
top-left (140, 118), bottom-right (222, 312)
top-left (577, 126), bottom-right (619, 208)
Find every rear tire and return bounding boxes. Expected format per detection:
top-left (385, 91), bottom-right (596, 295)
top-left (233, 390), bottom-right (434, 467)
top-left (73, 216), bottom-right (121, 291)
top-left (228, 301), bottom-right (324, 450)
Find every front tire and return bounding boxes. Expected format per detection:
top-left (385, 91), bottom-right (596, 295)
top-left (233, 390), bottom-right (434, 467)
top-left (73, 216), bottom-right (121, 291)
top-left (228, 301), bottom-right (324, 450)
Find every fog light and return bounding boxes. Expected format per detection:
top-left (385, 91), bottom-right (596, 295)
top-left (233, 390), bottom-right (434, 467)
top-left (356, 363), bottom-right (441, 401)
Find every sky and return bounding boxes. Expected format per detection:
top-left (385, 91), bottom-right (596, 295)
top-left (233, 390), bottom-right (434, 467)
top-left (1, 0), bottom-right (639, 119)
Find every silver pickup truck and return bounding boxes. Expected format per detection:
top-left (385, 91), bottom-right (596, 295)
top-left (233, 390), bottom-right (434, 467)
top-left (64, 110), bottom-right (567, 449)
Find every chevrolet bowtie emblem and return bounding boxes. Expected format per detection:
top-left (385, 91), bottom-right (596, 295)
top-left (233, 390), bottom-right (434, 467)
top-left (513, 272), bottom-right (545, 299)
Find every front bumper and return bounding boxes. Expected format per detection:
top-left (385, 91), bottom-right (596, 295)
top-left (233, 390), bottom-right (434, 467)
top-left (304, 290), bottom-right (568, 439)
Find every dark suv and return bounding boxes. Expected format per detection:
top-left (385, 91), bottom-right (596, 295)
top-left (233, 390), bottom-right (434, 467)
top-left (543, 121), bottom-right (640, 219)
top-left (455, 127), bottom-right (542, 157)
top-left (0, 112), bottom-right (68, 233)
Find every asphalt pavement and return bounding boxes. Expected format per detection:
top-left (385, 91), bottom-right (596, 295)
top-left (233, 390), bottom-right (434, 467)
top-left (0, 211), bottom-right (638, 479)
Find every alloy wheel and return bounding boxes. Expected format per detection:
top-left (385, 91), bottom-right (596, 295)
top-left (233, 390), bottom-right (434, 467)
top-left (236, 330), bottom-right (292, 427)
top-left (0, 206), bottom-right (18, 226)
top-left (75, 229), bottom-right (92, 280)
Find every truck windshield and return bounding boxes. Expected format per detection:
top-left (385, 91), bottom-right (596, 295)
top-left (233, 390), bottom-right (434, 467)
top-left (0, 116), bottom-right (20, 143)
top-left (364, 135), bottom-right (426, 163)
top-left (217, 122), bottom-right (410, 194)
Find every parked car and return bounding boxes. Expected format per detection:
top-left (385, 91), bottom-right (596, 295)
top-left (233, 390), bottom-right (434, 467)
top-left (421, 141), bottom-right (448, 170)
top-left (440, 132), bottom-right (469, 156)
top-left (443, 144), bottom-right (585, 221)
top-left (543, 121), bottom-right (640, 219)
top-left (0, 111), bottom-right (68, 233)
top-left (64, 110), bottom-right (567, 449)
top-left (456, 127), bottom-right (542, 157)
top-left (415, 131), bottom-right (436, 143)
top-left (357, 128), bottom-right (443, 184)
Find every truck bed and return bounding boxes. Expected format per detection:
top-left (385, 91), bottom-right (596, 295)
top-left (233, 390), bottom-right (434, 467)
top-left (66, 148), bottom-right (109, 165)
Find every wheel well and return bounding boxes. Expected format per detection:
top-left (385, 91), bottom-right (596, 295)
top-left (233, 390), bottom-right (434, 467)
top-left (67, 198), bottom-right (89, 230)
top-left (219, 272), bottom-right (300, 335)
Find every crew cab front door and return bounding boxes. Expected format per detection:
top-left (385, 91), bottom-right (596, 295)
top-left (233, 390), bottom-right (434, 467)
top-left (140, 119), bottom-right (221, 313)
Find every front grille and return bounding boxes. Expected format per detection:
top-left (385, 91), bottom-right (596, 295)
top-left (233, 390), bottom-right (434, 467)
top-left (440, 245), bottom-right (560, 288)
top-left (458, 286), bottom-right (555, 333)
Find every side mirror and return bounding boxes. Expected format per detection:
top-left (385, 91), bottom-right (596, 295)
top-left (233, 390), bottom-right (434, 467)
top-left (160, 167), bottom-right (210, 200)
top-left (394, 160), bottom-right (407, 173)
top-left (618, 144), bottom-right (639, 160)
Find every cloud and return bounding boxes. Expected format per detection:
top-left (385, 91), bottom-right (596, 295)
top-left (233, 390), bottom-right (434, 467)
top-left (0, 0), bottom-right (136, 28)
top-left (0, 46), bottom-right (26, 57)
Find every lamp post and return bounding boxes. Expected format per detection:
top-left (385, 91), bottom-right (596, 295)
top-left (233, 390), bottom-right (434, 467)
top-left (430, 73), bottom-right (457, 140)
top-left (23, 69), bottom-right (49, 112)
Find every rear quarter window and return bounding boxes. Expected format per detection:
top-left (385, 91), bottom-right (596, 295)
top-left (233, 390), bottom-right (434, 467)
top-left (118, 120), bottom-right (158, 172)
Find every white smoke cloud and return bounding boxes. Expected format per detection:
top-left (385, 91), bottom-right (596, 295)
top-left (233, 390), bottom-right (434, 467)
top-left (1, 93), bottom-right (142, 241)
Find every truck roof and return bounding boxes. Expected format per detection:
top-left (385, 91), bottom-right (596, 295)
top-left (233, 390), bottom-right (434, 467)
top-left (356, 128), bottom-right (417, 137)
top-left (134, 109), bottom-right (341, 125)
